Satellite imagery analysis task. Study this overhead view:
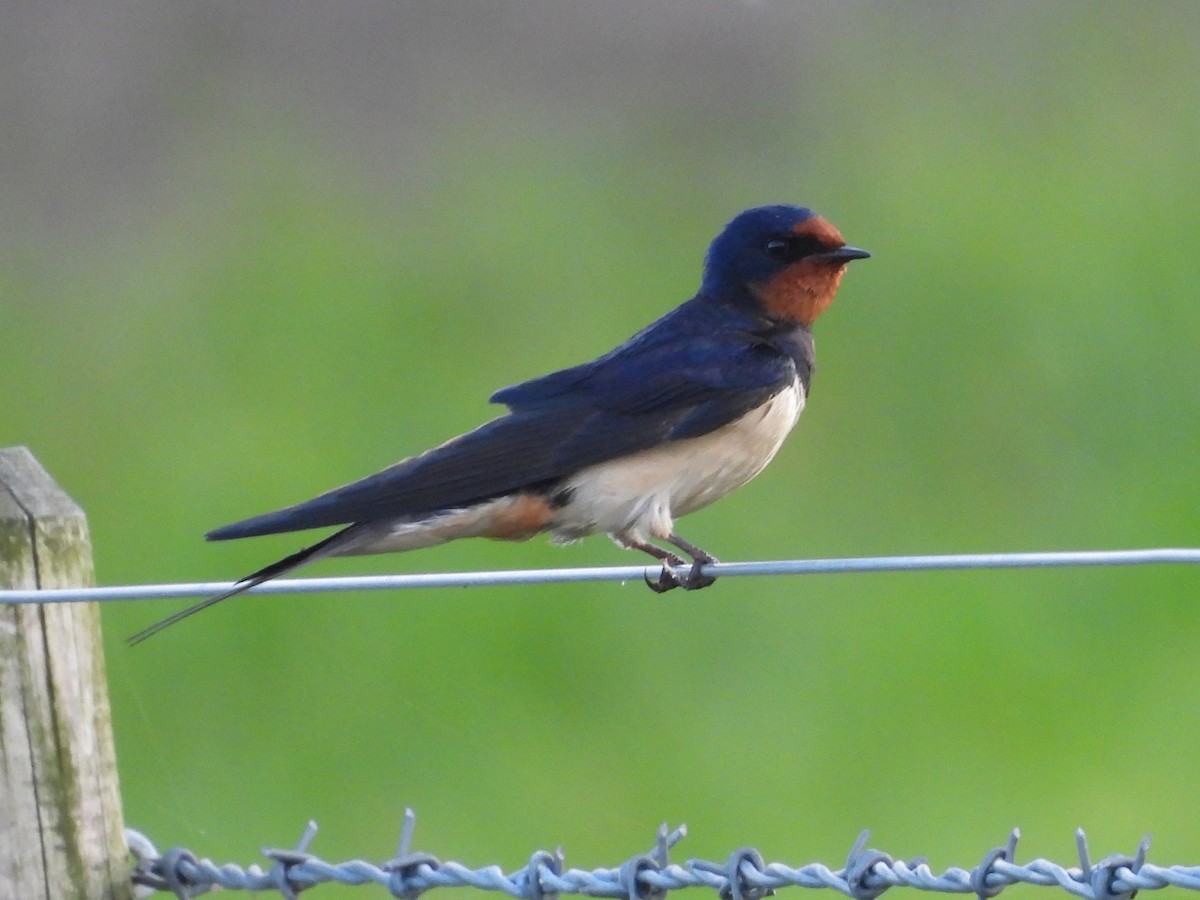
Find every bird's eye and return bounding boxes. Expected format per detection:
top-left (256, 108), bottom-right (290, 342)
top-left (764, 239), bottom-right (791, 260)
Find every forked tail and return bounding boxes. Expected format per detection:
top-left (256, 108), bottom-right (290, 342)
top-left (126, 529), bottom-right (350, 645)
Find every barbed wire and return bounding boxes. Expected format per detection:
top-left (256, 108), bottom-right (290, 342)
top-left (126, 812), bottom-right (1200, 900)
top-left (3, 548), bottom-right (1199, 605)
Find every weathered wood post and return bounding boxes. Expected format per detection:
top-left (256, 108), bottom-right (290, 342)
top-left (0, 447), bottom-right (131, 900)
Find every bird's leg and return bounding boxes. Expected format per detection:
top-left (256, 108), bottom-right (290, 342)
top-left (664, 533), bottom-right (719, 590)
top-left (614, 534), bottom-right (687, 593)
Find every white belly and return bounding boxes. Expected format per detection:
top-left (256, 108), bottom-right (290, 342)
top-left (552, 379), bottom-right (804, 542)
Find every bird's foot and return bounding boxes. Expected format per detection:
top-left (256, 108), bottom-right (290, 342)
top-left (677, 551), bottom-right (718, 590)
top-left (644, 552), bottom-right (718, 593)
top-left (681, 559), bottom-right (717, 589)
top-left (664, 534), bottom-right (719, 591)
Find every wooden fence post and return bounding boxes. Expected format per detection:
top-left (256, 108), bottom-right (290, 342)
top-left (0, 447), bottom-right (131, 900)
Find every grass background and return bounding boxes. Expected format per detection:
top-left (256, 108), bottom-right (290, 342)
top-left (3, 3), bottom-right (1199, 896)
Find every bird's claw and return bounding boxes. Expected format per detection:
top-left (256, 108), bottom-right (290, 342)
top-left (644, 568), bottom-right (681, 593)
top-left (644, 555), bottom-right (718, 593)
top-left (644, 551), bottom-right (687, 593)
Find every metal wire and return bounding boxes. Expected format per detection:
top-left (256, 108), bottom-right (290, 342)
top-left (125, 813), bottom-right (1197, 900)
top-left (2, 548), bottom-right (1199, 605)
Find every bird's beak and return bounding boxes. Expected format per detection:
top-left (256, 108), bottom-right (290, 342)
top-left (813, 245), bottom-right (871, 262)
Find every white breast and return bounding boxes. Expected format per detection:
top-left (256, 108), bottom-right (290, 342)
top-left (552, 379), bottom-right (804, 543)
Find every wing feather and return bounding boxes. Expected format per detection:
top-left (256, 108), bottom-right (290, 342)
top-left (208, 408), bottom-right (589, 538)
top-left (209, 309), bottom-right (806, 541)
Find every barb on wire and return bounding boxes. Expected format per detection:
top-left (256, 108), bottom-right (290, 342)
top-left (3, 548), bottom-right (1199, 605)
top-left (126, 813), bottom-right (1200, 900)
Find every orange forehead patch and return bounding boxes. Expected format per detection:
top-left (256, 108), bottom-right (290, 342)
top-left (792, 215), bottom-right (847, 249)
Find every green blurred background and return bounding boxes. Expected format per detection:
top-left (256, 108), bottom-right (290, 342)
top-left (4, 3), bottom-right (1199, 895)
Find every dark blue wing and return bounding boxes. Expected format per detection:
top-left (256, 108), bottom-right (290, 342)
top-left (494, 297), bottom-right (797, 411)
top-left (209, 302), bottom-right (801, 540)
top-left (208, 407), bottom-right (592, 538)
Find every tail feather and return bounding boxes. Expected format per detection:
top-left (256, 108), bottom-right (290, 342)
top-left (127, 529), bottom-right (350, 645)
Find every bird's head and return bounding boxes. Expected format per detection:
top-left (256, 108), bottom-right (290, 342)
top-left (701, 204), bottom-right (870, 327)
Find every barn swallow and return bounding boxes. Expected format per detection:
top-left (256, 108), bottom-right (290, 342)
top-left (129, 204), bottom-right (868, 643)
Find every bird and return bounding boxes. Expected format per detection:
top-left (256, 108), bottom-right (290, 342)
top-left (129, 204), bottom-right (868, 643)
